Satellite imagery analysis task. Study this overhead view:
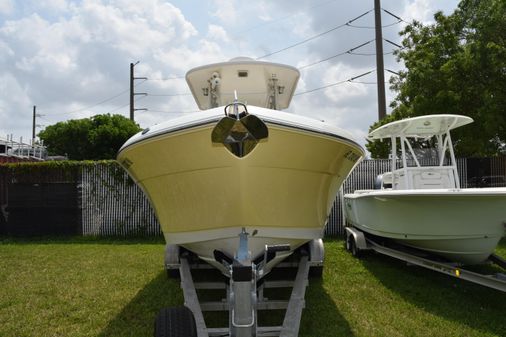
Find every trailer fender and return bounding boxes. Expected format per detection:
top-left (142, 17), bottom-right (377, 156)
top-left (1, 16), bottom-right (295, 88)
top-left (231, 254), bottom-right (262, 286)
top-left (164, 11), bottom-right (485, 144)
top-left (164, 244), bottom-right (180, 270)
top-left (345, 227), bottom-right (369, 251)
top-left (308, 238), bottom-right (324, 266)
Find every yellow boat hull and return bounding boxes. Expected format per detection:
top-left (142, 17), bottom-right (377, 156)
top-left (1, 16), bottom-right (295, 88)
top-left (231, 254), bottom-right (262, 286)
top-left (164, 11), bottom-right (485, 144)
top-left (118, 109), bottom-right (363, 259)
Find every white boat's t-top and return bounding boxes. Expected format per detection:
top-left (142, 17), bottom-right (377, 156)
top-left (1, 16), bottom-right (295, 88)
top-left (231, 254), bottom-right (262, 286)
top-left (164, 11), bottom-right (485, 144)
top-left (369, 114), bottom-right (473, 140)
top-left (370, 114), bottom-right (474, 190)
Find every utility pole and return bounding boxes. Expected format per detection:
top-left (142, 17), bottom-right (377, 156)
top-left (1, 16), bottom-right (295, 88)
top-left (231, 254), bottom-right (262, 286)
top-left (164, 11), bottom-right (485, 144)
top-left (32, 105), bottom-right (44, 144)
top-left (374, 0), bottom-right (387, 121)
top-left (130, 63), bottom-right (134, 121)
top-left (32, 105), bottom-right (37, 141)
top-left (129, 61), bottom-right (147, 122)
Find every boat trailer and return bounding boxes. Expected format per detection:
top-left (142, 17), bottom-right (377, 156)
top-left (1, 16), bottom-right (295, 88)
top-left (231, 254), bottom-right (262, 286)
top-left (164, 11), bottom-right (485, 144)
top-left (155, 229), bottom-right (324, 337)
top-left (344, 226), bottom-right (506, 292)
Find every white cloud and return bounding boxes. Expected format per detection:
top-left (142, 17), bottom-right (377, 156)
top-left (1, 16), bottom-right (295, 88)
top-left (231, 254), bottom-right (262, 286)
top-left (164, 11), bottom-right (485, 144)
top-left (0, 0), bottom-right (460, 143)
top-left (0, 73), bottom-right (33, 136)
top-left (1, 13), bottom-right (78, 75)
top-left (401, 0), bottom-right (455, 24)
top-left (0, 0), bottom-right (14, 15)
top-left (35, 0), bottom-right (70, 13)
top-left (207, 24), bottom-right (230, 43)
top-left (210, 0), bottom-right (238, 23)
top-left (321, 64), bottom-right (369, 103)
top-left (0, 39), bottom-right (14, 61)
top-left (152, 41), bottom-right (225, 73)
top-left (0, 0), bottom-right (207, 138)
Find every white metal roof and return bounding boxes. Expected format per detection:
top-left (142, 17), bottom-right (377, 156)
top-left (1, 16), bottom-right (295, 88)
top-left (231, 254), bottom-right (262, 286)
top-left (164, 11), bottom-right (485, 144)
top-left (368, 114), bottom-right (474, 140)
top-left (186, 57), bottom-right (299, 110)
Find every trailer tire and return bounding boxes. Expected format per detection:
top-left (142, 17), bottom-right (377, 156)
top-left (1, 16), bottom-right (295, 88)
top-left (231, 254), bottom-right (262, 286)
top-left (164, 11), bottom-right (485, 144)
top-left (154, 306), bottom-right (197, 337)
top-left (309, 265), bottom-right (323, 278)
top-left (347, 235), bottom-right (362, 258)
top-left (165, 245), bottom-right (181, 279)
top-left (344, 237), bottom-right (351, 252)
top-left (166, 268), bottom-right (180, 279)
top-left (307, 238), bottom-right (324, 279)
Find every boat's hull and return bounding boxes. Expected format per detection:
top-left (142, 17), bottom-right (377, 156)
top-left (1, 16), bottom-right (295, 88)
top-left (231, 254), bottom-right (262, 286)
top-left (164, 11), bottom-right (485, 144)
top-left (118, 107), bottom-right (363, 261)
top-left (344, 189), bottom-right (506, 264)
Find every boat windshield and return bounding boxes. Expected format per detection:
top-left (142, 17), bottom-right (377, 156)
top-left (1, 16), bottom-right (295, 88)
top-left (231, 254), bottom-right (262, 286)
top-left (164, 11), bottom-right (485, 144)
top-left (388, 132), bottom-right (460, 189)
top-left (403, 138), bottom-right (448, 167)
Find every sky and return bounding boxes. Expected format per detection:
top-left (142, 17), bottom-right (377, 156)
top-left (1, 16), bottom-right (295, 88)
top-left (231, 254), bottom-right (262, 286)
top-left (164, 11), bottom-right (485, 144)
top-left (0, 0), bottom-right (460, 149)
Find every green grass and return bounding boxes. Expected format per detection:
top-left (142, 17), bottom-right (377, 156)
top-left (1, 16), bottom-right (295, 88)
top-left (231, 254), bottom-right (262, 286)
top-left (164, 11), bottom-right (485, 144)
top-left (0, 237), bottom-right (505, 337)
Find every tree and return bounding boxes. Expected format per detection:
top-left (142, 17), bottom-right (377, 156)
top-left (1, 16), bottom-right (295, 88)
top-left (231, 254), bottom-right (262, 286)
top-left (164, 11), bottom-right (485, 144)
top-left (367, 0), bottom-right (506, 158)
top-left (38, 114), bottom-right (141, 160)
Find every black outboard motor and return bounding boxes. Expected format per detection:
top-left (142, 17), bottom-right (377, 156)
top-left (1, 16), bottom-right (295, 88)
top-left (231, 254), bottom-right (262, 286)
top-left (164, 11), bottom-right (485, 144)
top-left (373, 174), bottom-right (383, 190)
top-left (374, 174), bottom-right (392, 189)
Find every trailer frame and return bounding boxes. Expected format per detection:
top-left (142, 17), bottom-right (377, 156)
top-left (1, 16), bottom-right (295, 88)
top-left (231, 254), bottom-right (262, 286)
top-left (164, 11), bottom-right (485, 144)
top-left (345, 226), bottom-right (506, 292)
top-left (156, 231), bottom-right (324, 337)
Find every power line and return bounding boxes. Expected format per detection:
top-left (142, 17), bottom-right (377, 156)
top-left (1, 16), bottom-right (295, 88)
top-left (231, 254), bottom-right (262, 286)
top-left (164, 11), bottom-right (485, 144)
top-left (298, 40), bottom-right (375, 69)
top-left (256, 23), bottom-right (347, 60)
top-left (39, 79), bottom-right (147, 116)
top-left (256, 9), bottom-right (373, 60)
top-left (108, 102), bottom-right (131, 114)
top-left (147, 93), bottom-right (193, 97)
top-left (382, 8), bottom-right (407, 23)
top-left (348, 81), bottom-right (387, 84)
top-left (238, 0), bottom-right (340, 34)
top-left (144, 40), bottom-right (378, 87)
top-left (40, 91), bottom-right (148, 123)
top-left (298, 52), bottom-right (348, 70)
top-left (384, 38), bottom-right (403, 49)
top-left (294, 80), bottom-right (349, 96)
top-left (386, 69), bottom-right (400, 76)
top-left (94, 94), bottom-right (148, 116)
top-left (42, 88), bottom-right (130, 116)
top-left (136, 9), bottom-right (402, 99)
top-left (35, 6), bottom-right (408, 123)
top-left (143, 9), bottom-right (406, 84)
top-left (145, 50), bottom-right (390, 97)
top-left (348, 50), bottom-right (395, 56)
top-left (293, 70), bottom-right (375, 96)
top-left (346, 20), bottom-right (401, 29)
top-left (347, 10), bottom-right (374, 24)
top-left (147, 76), bottom-right (185, 81)
top-left (146, 109), bottom-right (200, 114)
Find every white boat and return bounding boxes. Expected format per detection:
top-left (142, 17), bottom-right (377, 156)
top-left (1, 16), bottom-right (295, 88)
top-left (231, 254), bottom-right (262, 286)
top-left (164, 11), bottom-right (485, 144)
top-left (344, 114), bottom-right (506, 264)
top-left (118, 57), bottom-right (365, 269)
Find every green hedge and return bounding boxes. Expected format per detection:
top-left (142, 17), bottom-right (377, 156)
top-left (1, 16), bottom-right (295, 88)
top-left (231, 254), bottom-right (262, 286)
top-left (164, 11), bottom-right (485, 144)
top-left (0, 160), bottom-right (123, 183)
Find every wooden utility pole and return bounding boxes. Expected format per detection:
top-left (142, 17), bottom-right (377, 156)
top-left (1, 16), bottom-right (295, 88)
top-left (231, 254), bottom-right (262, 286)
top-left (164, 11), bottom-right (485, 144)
top-left (129, 63), bottom-right (134, 121)
top-left (129, 62), bottom-right (147, 122)
top-left (32, 105), bottom-right (36, 141)
top-left (374, 0), bottom-right (387, 120)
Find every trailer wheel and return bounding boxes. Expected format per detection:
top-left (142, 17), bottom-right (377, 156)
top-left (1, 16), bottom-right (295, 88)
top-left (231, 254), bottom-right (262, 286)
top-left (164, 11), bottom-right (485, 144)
top-left (309, 265), bottom-right (323, 278)
top-left (154, 306), bottom-right (197, 337)
top-left (347, 235), bottom-right (362, 258)
top-left (345, 237), bottom-right (351, 252)
top-left (307, 238), bottom-right (324, 279)
top-left (166, 269), bottom-right (180, 279)
top-left (165, 245), bottom-right (181, 279)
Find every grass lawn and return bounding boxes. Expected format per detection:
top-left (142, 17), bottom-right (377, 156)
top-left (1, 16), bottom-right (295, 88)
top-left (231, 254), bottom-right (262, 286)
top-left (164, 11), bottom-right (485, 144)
top-left (0, 237), bottom-right (505, 337)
